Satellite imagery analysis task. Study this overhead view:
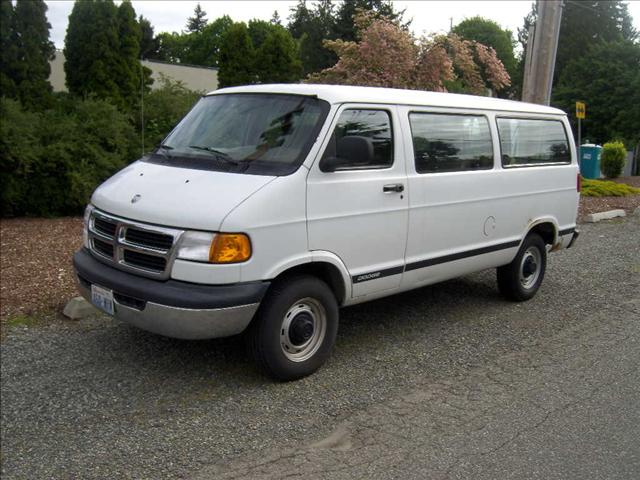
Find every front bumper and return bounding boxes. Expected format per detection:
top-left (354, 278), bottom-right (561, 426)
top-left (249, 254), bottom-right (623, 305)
top-left (73, 249), bottom-right (269, 339)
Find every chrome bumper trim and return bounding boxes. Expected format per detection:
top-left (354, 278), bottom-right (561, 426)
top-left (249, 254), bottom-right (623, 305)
top-left (77, 281), bottom-right (258, 340)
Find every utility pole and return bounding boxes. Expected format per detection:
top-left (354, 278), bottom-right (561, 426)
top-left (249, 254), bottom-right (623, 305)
top-left (522, 0), bottom-right (563, 105)
top-left (140, 54), bottom-right (145, 156)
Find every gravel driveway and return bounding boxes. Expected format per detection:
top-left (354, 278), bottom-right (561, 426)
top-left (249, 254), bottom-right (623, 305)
top-left (2, 216), bottom-right (639, 479)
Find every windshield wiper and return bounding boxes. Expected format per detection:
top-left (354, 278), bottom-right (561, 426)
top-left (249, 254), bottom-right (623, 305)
top-left (188, 145), bottom-right (239, 166)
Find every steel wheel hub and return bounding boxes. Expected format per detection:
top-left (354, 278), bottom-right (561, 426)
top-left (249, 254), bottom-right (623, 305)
top-left (519, 247), bottom-right (542, 289)
top-left (280, 298), bottom-right (327, 362)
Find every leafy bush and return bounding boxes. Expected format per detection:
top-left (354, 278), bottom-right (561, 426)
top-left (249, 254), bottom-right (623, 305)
top-left (600, 141), bottom-right (627, 178)
top-left (581, 178), bottom-right (640, 197)
top-left (1, 96), bottom-right (138, 216)
top-left (1, 78), bottom-right (200, 217)
top-left (140, 74), bottom-right (201, 152)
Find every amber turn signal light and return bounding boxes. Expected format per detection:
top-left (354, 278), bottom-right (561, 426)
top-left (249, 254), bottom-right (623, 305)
top-left (209, 233), bottom-right (251, 263)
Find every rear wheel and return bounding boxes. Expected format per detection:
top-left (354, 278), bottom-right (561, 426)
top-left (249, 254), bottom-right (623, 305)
top-left (247, 275), bottom-right (339, 381)
top-left (497, 233), bottom-right (547, 301)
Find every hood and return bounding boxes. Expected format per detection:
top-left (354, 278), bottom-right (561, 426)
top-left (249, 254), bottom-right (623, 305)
top-left (91, 160), bottom-right (276, 231)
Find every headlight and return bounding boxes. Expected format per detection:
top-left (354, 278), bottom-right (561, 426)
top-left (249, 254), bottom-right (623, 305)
top-left (177, 231), bottom-right (251, 263)
top-left (82, 204), bottom-right (94, 248)
top-left (176, 231), bottom-right (216, 262)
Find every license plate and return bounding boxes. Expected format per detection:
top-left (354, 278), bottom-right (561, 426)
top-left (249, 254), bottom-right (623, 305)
top-left (91, 285), bottom-right (114, 316)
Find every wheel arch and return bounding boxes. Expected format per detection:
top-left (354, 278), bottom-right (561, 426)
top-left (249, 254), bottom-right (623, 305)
top-left (524, 218), bottom-right (560, 248)
top-left (264, 252), bottom-right (351, 305)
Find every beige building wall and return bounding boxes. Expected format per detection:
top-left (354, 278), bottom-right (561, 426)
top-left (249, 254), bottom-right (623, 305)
top-left (49, 51), bottom-right (67, 92)
top-left (141, 59), bottom-right (218, 93)
top-left (49, 51), bottom-right (218, 93)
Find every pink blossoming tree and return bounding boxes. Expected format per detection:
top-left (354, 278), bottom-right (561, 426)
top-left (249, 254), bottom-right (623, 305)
top-left (308, 12), bottom-right (511, 95)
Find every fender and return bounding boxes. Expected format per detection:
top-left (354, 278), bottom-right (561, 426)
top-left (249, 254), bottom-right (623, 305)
top-left (262, 250), bottom-right (352, 301)
top-left (523, 216), bottom-right (561, 250)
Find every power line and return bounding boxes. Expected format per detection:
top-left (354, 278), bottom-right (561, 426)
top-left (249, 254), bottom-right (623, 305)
top-left (565, 0), bottom-right (601, 15)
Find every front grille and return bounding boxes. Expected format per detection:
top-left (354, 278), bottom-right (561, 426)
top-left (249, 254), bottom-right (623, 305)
top-left (94, 217), bottom-right (117, 237)
top-left (93, 238), bottom-right (114, 258)
top-left (123, 250), bottom-right (167, 272)
top-left (87, 209), bottom-right (183, 279)
top-left (125, 227), bottom-right (173, 250)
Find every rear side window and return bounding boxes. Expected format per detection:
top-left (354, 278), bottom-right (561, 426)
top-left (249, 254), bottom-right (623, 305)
top-left (497, 118), bottom-right (570, 166)
top-left (320, 109), bottom-right (393, 170)
top-left (409, 113), bottom-right (493, 173)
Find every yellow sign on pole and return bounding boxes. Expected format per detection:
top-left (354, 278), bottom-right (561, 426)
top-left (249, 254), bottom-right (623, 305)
top-left (576, 101), bottom-right (586, 119)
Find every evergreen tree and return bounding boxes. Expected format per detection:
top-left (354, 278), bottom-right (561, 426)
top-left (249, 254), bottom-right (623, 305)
top-left (248, 19), bottom-right (273, 50)
top-left (255, 26), bottom-right (303, 83)
top-left (139, 15), bottom-right (159, 59)
top-left (519, 1), bottom-right (636, 86)
top-left (0, 0), bottom-right (18, 98)
top-left (218, 22), bottom-right (256, 88)
top-left (64, 0), bottom-right (146, 109)
top-left (184, 15), bottom-right (233, 66)
top-left (64, 0), bottom-right (122, 104)
top-left (287, 0), bottom-right (313, 39)
top-left (554, 0), bottom-right (635, 83)
top-left (115, 1), bottom-right (143, 105)
top-left (288, 0), bottom-right (337, 75)
top-left (271, 10), bottom-right (282, 26)
top-left (5, 0), bottom-right (56, 109)
top-left (517, 2), bottom-right (537, 53)
top-left (333, 0), bottom-right (408, 42)
top-left (154, 32), bottom-right (189, 63)
top-left (553, 40), bottom-right (640, 147)
top-left (186, 3), bottom-right (207, 33)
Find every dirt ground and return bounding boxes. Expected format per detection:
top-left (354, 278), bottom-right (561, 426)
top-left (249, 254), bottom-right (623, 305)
top-left (579, 176), bottom-right (640, 220)
top-left (1, 177), bottom-right (639, 324)
top-left (1, 217), bottom-right (82, 323)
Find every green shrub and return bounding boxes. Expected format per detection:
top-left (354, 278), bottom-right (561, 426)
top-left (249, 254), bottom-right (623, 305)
top-left (1, 96), bottom-right (137, 216)
top-left (140, 75), bottom-right (201, 152)
top-left (581, 178), bottom-right (640, 197)
top-left (0, 99), bottom-right (42, 215)
top-left (600, 141), bottom-right (627, 178)
top-left (1, 79), bottom-right (200, 217)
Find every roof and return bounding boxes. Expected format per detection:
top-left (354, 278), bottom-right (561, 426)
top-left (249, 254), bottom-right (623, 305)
top-left (208, 83), bottom-right (566, 116)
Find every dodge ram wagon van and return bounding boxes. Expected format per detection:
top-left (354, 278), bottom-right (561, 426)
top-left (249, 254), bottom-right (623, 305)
top-left (73, 84), bottom-right (580, 380)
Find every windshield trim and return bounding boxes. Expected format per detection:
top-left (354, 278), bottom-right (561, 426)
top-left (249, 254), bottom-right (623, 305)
top-left (142, 93), bottom-right (331, 177)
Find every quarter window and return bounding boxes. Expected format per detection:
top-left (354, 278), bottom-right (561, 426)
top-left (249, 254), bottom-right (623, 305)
top-left (409, 113), bottom-right (494, 173)
top-left (497, 118), bottom-right (570, 166)
top-left (320, 109), bottom-right (393, 171)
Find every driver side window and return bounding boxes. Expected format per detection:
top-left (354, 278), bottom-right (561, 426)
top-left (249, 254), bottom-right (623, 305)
top-left (320, 109), bottom-right (393, 171)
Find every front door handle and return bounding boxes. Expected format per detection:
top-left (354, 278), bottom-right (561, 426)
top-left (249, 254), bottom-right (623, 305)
top-left (383, 183), bottom-right (404, 193)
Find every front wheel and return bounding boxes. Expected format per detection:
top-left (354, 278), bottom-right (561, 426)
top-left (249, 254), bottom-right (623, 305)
top-left (497, 233), bottom-right (547, 302)
top-left (247, 275), bottom-right (339, 381)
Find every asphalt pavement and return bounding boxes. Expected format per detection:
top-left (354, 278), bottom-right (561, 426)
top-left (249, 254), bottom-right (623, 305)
top-left (1, 215), bottom-right (639, 479)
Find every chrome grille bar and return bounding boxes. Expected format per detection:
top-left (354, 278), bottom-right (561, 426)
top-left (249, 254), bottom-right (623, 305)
top-left (87, 209), bottom-right (184, 279)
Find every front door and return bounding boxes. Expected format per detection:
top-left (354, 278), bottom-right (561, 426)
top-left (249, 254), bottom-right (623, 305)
top-left (307, 105), bottom-right (409, 298)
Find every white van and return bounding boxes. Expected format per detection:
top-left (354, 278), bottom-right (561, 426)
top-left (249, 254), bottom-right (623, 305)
top-left (74, 84), bottom-right (580, 380)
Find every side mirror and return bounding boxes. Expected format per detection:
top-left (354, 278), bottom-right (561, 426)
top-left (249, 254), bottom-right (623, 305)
top-left (321, 136), bottom-right (374, 172)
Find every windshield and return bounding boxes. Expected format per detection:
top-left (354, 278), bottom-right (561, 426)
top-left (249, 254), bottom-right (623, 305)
top-left (144, 93), bottom-right (330, 176)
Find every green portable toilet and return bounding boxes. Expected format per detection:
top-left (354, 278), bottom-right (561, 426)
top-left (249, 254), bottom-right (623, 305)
top-left (579, 144), bottom-right (602, 179)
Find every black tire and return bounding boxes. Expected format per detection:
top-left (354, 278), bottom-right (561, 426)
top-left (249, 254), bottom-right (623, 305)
top-left (247, 275), bottom-right (339, 381)
top-left (497, 233), bottom-right (547, 302)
